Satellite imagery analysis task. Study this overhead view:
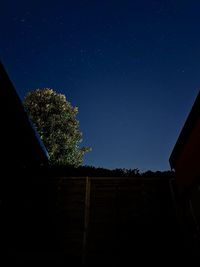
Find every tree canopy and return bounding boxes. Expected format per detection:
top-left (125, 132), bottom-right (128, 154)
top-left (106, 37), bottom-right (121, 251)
top-left (23, 88), bottom-right (90, 166)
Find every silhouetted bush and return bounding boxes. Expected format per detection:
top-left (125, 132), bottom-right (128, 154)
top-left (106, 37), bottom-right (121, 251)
top-left (30, 164), bottom-right (174, 178)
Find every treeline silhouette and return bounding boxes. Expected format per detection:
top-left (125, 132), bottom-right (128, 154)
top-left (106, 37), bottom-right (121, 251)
top-left (29, 164), bottom-right (174, 178)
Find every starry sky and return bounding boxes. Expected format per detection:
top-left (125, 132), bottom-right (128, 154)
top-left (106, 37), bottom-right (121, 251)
top-left (1, 0), bottom-right (200, 171)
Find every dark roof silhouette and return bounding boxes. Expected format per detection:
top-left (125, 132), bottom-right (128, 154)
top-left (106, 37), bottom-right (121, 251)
top-left (169, 91), bottom-right (200, 169)
top-left (0, 61), bottom-right (49, 168)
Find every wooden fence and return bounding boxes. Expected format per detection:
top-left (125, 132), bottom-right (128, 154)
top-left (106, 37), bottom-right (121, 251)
top-left (2, 175), bottom-right (189, 264)
top-left (49, 176), bottom-right (182, 265)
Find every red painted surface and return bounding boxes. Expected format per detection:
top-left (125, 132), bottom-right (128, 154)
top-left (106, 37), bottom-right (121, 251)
top-left (175, 118), bottom-right (200, 192)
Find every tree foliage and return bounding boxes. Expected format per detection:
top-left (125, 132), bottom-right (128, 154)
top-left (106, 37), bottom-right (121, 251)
top-left (23, 88), bottom-right (90, 166)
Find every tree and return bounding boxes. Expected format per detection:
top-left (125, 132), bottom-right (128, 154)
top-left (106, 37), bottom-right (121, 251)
top-left (23, 88), bottom-right (91, 166)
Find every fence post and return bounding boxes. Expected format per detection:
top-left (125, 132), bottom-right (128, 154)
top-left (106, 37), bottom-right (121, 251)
top-left (82, 176), bottom-right (91, 265)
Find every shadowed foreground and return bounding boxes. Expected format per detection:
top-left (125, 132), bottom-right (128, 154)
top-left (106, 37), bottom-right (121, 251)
top-left (0, 171), bottom-right (197, 265)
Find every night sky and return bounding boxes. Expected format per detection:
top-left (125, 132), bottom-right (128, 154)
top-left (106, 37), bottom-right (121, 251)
top-left (1, 0), bottom-right (200, 171)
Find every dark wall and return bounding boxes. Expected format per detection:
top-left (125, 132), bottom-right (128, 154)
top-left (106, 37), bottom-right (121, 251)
top-left (0, 61), bottom-right (48, 169)
top-left (175, 118), bottom-right (200, 192)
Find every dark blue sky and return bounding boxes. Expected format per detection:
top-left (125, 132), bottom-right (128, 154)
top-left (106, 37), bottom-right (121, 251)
top-left (1, 0), bottom-right (200, 171)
